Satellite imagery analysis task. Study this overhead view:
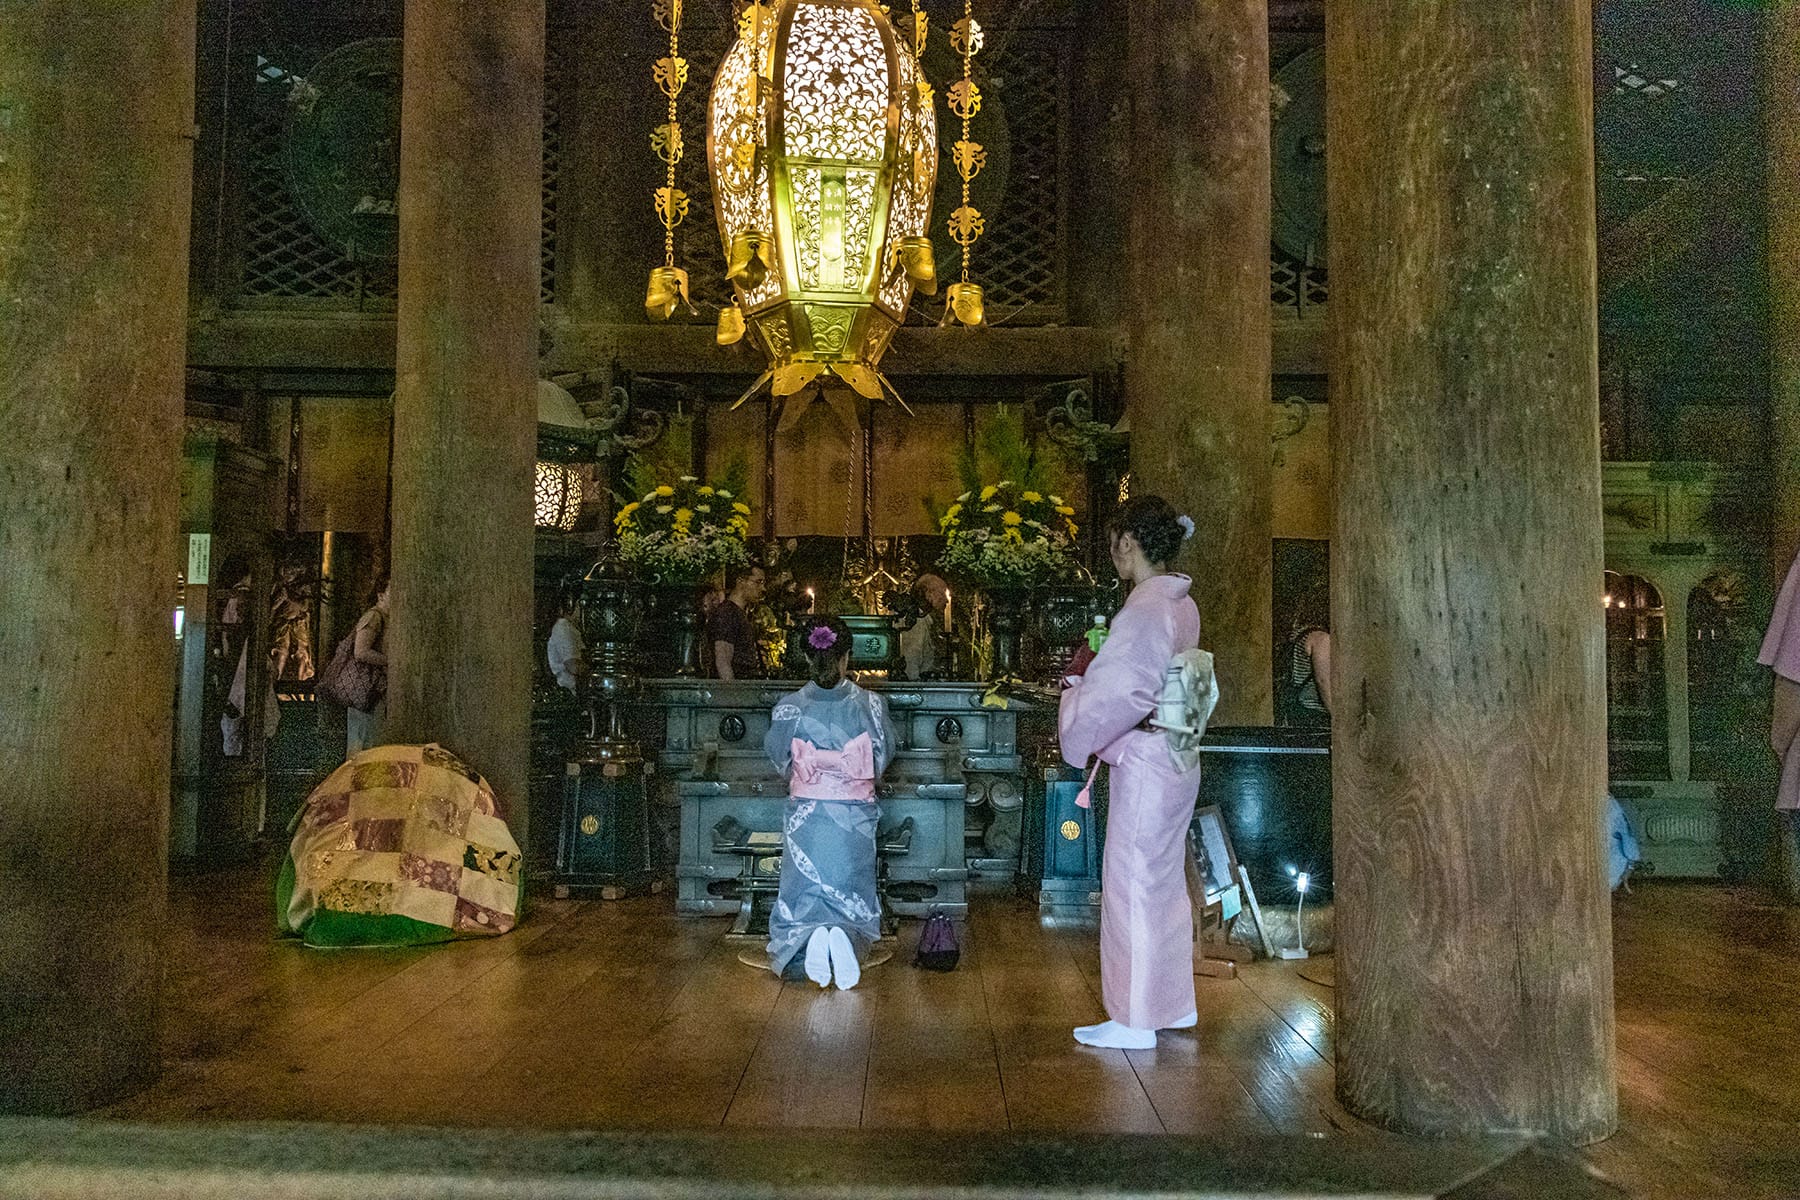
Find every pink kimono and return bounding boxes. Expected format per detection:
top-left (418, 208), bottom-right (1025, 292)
top-left (1059, 573), bottom-right (1202, 1031)
top-left (1759, 552), bottom-right (1800, 812)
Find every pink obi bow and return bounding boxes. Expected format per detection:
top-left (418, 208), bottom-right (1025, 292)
top-left (789, 733), bottom-right (877, 802)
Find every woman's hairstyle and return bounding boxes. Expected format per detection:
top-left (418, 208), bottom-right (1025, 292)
top-left (798, 615), bottom-right (852, 688)
top-left (1107, 495), bottom-right (1189, 567)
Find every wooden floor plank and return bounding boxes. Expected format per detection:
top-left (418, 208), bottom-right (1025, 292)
top-left (860, 922), bottom-right (1009, 1132)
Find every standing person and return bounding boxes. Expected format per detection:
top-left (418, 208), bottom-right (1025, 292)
top-left (344, 576), bottom-right (389, 758)
top-left (546, 587), bottom-right (588, 696)
top-left (764, 615), bottom-right (898, 988)
top-left (1759, 550), bottom-right (1800, 902)
top-left (710, 563), bottom-right (766, 681)
top-left (1059, 495), bottom-right (1201, 1049)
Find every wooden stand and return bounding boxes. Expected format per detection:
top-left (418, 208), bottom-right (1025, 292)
top-left (1187, 810), bottom-right (1271, 978)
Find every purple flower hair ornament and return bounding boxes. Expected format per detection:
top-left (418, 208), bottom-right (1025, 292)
top-left (807, 625), bottom-right (839, 651)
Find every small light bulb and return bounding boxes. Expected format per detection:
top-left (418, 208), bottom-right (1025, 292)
top-left (1286, 864), bottom-right (1298, 877)
top-left (1296, 873), bottom-right (1310, 893)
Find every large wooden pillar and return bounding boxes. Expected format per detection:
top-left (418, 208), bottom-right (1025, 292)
top-left (1125, 0), bottom-right (1273, 725)
top-left (1327, 2), bottom-right (1615, 1140)
top-left (0, 2), bottom-right (196, 1112)
top-left (1769, 1), bottom-right (1800, 575)
top-left (387, 0), bottom-right (544, 844)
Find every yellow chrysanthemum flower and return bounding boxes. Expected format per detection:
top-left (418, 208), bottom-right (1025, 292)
top-left (1002, 511), bottom-right (1023, 526)
top-left (655, 485), bottom-right (675, 497)
top-left (674, 508), bottom-right (693, 523)
top-left (1056, 505), bottom-right (1076, 517)
top-left (1022, 491), bottom-right (1043, 503)
top-left (733, 502), bottom-right (751, 515)
top-left (980, 484), bottom-right (999, 502)
top-left (698, 486), bottom-right (715, 496)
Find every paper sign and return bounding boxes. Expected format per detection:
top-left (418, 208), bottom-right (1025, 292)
top-left (187, 533), bottom-right (212, 585)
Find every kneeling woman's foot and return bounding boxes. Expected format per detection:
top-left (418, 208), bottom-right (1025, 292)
top-left (1073, 1020), bottom-right (1156, 1050)
top-left (804, 928), bottom-right (833, 988)
top-left (826, 927), bottom-right (860, 990)
top-left (1164, 1011), bottom-right (1198, 1030)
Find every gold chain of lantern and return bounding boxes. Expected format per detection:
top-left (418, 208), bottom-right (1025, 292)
top-left (646, 0), bottom-right (694, 319)
top-left (945, 0), bottom-right (986, 327)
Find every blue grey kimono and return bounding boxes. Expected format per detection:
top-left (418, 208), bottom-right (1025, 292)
top-left (764, 680), bottom-right (898, 973)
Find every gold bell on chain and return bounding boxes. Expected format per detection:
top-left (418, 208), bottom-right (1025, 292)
top-left (717, 304), bottom-right (747, 345)
top-left (726, 230), bottom-right (773, 291)
top-left (645, 265), bottom-right (695, 321)
top-left (944, 280), bottom-right (985, 328)
top-left (894, 236), bottom-right (939, 296)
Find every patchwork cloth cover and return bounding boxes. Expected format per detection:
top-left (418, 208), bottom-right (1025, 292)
top-left (276, 743), bottom-right (522, 947)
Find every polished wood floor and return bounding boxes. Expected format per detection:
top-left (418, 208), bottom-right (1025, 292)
top-left (107, 871), bottom-right (1800, 1199)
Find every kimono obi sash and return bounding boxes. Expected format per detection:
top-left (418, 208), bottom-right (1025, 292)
top-left (789, 733), bottom-right (877, 802)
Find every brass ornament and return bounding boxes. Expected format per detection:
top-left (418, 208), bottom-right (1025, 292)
top-left (580, 814), bottom-right (601, 836)
top-left (947, 205), bottom-right (984, 246)
top-left (950, 15), bottom-right (983, 56)
top-left (647, 0), bottom-right (688, 320)
top-left (1059, 819), bottom-right (1081, 842)
top-left (717, 304), bottom-right (747, 345)
top-left (944, 280), bottom-right (985, 328)
top-left (895, 235), bottom-right (938, 295)
top-left (653, 56), bottom-right (689, 98)
top-left (945, 0), bottom-right (988, 320)
top-left (651, 123), bottom-right (684, 165)
top-left (706, 0), bottom-right (939, 424)
top-left (645, 265), bottom-right (695, 320)
top-left (655, 186), bottom-right (690, 228)
top-left (726, 229), bottom-right (773, 290)
top-left (946, 79), bottom-right (982, 121)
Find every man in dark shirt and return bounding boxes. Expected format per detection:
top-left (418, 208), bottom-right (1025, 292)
top-left (709, 563), bottom-right (766, 681)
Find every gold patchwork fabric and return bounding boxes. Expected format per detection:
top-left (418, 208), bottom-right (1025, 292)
top-left (284, 743), bottom-right (522, 941)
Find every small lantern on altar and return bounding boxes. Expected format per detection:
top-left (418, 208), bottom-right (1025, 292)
top-left (707, 0), bottom-right (939, 416)
top-left (535, 379), bottom-right (598, 533)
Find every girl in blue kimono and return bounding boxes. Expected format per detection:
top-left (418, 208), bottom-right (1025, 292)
top-left (764, 615), bottom-right (897, 988)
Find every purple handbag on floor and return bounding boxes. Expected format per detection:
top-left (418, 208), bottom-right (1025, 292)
top-left (913, 911), bottom-right (960, 971)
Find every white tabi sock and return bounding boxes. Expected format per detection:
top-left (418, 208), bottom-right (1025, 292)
top-left (803, 928), bottom-right (832, 988)
top-left (1165, 1011), bottom-right (1198, 1030)
top-left (1072, 1020), bottom-right (1156, 1050)
top-left (826, 926), bottom-right (860, 990)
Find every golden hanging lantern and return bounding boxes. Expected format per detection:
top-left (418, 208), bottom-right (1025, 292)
top-left (708, 0), bottom-right (939, 417)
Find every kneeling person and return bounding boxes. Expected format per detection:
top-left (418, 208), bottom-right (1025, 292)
top-left (765, 616), bottom-right (896, 989)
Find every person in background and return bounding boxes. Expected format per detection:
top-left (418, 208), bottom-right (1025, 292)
top-left (546, 587), bottom-right (588, 696)
top-left (763, 615), bottom-right (897, 988)
top-left (1058, 495), bottom-right (1202, 1049)
top-left (345, 576), bottom-right (389, 758)
top-left (710, 563), bottom-right (766, 681)
top-left (1282, 588), bottom-right (1332, 727)
top-left (898, 572), bottom-right (951, 681)
top-left (1759, 548), bottom-right (1800, 903)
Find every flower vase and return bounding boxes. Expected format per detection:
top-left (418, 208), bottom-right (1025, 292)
top-left (649, 582), bottom-right (706, 678)
top-left (984, 587), bottom-right (1028, 680)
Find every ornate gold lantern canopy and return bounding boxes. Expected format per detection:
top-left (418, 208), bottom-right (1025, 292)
top-left (708, 0), bottom-right (939, 417)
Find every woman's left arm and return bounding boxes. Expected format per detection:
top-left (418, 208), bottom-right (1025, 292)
top-left (1058, 604), bottom-right (1166, 766)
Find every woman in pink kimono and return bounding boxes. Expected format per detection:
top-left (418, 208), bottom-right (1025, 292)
top-left (1760, 549), bottom-right (1800, 902)
top-left (1060, 495), bottom-right (1202, 1049)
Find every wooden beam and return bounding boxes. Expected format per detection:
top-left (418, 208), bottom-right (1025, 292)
top-left (0, 0), bottom-right (196, 1113)
top-left (1125, 0), bottom-right (1275, 725)
top-left (1327, 0), bottom-right (1615, 1142)
top-left (1769, 4), bottom-right (1800, 574)
top-left (386, 0), bottom-right (544, 844)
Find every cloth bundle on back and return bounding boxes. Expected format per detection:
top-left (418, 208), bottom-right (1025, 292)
top-left (277, 743), bottom-right (522, 948)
